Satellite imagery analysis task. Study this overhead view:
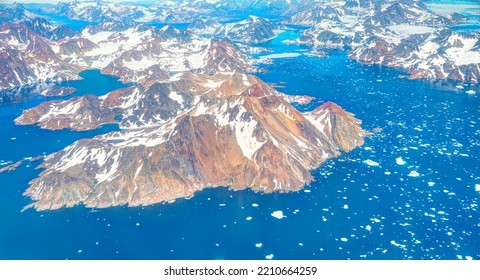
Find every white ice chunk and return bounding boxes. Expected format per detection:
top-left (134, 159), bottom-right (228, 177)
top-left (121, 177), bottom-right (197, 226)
top-left (271, 210), bottom-right (285, 219)
top-left (396, 157), bottom-right (406, 165)
top-left (408, 171), bottom-right (420, 177)
top-left (364, 159), bottom-right (380, 167)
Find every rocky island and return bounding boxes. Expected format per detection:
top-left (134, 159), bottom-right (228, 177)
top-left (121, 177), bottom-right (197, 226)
top-left (17, 72), bottom-right (367, 210)
top-left (0, 1), bottom-right (373, 211)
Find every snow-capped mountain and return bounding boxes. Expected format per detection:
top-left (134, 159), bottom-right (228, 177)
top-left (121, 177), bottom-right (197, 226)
top-left (0, 3), bottom-right (38, 23)
top-left (217, 16), bottom-right (278, 44)
top-left (287, 0), bottom-right (479, 83)
top-left (0, 19), bottom-right (256, 90)
top-left (350, 28), bottom-right (480, 83)
top-left (0, 23), bottom-right (79, 91)
top-left (17, 72), bottom-right (367, 210)
top-left (287, 3), bottom-right (345, 26)
top-left (24, 18), bottom-right (76, 41)
top-left (58, 24), bottom-right (256, 83)
top-left (51, 0), bottom-right (126, 23)
top-left (187, 18), bottom-right (221, 35)
top-left (0, 3), bottom-right (76, 41)
top-left (364, 0), bottom-right (466, 26)
top-left (46, 0), bottom-right (235, 24)
top-left (189, 16), bottom-right (280, 44)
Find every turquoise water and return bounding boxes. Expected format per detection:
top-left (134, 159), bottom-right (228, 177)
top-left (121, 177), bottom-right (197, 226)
top-left (1, 3), bottom-right (479, 260)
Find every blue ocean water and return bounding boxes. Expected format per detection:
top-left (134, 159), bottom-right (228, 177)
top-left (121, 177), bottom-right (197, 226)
top-left (1, 12), bottom-right (480, 261)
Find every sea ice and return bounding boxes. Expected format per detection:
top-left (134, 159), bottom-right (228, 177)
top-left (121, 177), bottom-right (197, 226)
top-left (246, 217), bottom-right (252, 221)
top-left (396, 157), bottom-right (406, 165)
top-left (466, 90), bottom-right (476, 94)
top-left (428, 182), bottom-right (435, 187)
top-left (265, 254), bottom-right (274, 260)
top-left (252, 203), bottom-right (259, 207)
top-left (408, 171), bottom-right (420, 177)
top-left (271, 210), bottom-right (285, 219)
top-left (364, 159), bottom-right (380, 167)
top-left (340, 238), bottom-right (348, 242)
top-left (259, 52), bottom-right (301, 59)
top-left (475, 184), bottom-right (480, 192)
top-left (255, 243), bottom-right (263, 248)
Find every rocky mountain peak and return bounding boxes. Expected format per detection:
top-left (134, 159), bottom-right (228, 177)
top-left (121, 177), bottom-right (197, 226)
top-left (17, 72), bottom-right (367, 210)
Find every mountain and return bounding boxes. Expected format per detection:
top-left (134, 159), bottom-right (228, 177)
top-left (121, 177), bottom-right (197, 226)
top-left (0, 20), bottom-right (256, 91)
top-left (287, 4), bottom-right (344, 26)
top-left (0, 3), bottom-right (76, 41)
top-left (46, 0), bottom-right (235, 24)
top-left (189, 16), bottom-right (279, 44)
top-left (364, 0), bottom-right (464, 26)
top-left (51, 0), bottom-right (123, 23)
top-left (0, 23), bottom-right (79, 91)
top-left (350, 28), bottom-right (480, 83)
top-left (287, 0), bottom-right (480, 83)
top-left (17, 72), bottom-right (368, 210)
top-left (0, 3), bottom-right (38, 23)
top-left (216, 16), bottom-right (279, 44)
top-left (187, 18), bottom-right (221, 35)
top-left (24, 18), bottom-right (76, 41)
top-left (61, 24), bottom-right (256, 84)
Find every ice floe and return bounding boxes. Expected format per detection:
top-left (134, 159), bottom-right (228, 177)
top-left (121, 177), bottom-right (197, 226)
top-left (408, 171), bottom-right (420, 177)
top-left (364, 159), bottom-right (380, 167)
top-left (396, 157), bottom-right (406, 165)
top-left (271, 210), bottom-right (285, 219)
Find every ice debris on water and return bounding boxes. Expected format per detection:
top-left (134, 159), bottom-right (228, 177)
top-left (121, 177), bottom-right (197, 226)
top-left (396, 157), bottom-right (406, 165)
top-left (364, 159), bottom-right (380, 167)
top-left (408, 171), bottom-right (420, 177)
top-left (271, 211), bottom-right (285, 219)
